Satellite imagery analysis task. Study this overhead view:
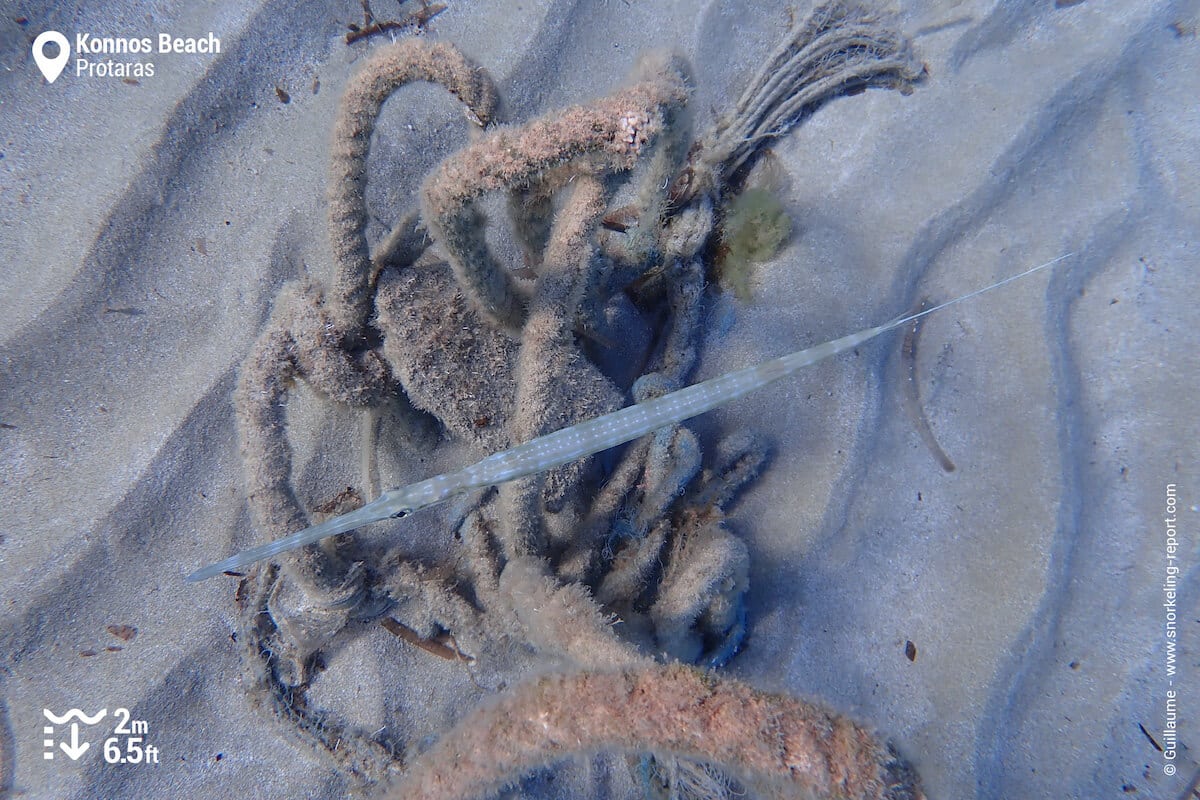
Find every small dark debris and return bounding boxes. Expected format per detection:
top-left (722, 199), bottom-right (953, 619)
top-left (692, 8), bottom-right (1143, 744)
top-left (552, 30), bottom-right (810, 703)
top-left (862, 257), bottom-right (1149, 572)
top-left (80, 650), bottom-right (98, 657)
top-left (105, 646), bottom-right (123, 653)
top-left (1055, 0), bottom-right (1087, 6)
top-left (106, 624), bottom-right (138, 642)
top-left (0, 423), bottom-right (15, 430)
top-left (382, 617), bottom-right (471, 662)
top-left (1069, 660), bottom-right (1080, 670)
top-left (103, 305), bottom-right (144, 316)
top-left (214, 753), bottom-right (223, 762)
top-left (1138, 722), bottom-right (1163, 752)
top-left (312, 486), bottom-right (363, 516)
top-left (122, 78), bottom-right (140, 86)
top-left (234, 578), bottom-right (249, 607)
top-left (14, 16), bottom-right (28, 26)
top-left (1170, 20), bottom-right (1197, 38)
top-left (312, 77), bottom-right (320, 95)
top-left (346, 0), bottom-right (447, 44)
top-left (1121, 783), bottom-right (1136, 793)
top-left (602, 205), bottom-right (639, 233)
top-left (223, 570), bottom-right (246, 578)
top-left (275, 85), bottom-right (291, 104)
top-left (904, 640), bottom-right (917, 662)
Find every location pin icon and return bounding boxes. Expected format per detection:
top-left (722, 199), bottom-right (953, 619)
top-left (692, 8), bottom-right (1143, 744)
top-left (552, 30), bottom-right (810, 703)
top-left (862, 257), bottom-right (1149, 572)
top-left (32, 31), bottom-right (70, 84)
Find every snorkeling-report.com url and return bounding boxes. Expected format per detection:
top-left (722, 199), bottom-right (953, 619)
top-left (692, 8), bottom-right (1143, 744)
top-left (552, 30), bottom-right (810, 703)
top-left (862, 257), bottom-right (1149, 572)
top-left (1162, 482), bottom-right (1182, 777)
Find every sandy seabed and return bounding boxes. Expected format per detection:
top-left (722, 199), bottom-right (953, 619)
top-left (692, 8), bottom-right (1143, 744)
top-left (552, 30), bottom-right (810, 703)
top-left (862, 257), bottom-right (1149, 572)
top-left (1, 1), bottom-right (1197, 798)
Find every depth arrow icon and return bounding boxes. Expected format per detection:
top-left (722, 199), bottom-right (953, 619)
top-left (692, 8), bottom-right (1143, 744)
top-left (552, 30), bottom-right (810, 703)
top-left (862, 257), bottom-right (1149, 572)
top-left (59, 723), bottom-right (89, 761)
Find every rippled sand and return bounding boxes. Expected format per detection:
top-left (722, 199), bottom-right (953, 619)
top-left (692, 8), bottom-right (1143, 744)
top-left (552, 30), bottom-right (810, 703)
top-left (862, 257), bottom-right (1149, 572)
top-left (1, 2), bottom-right (1195, 797)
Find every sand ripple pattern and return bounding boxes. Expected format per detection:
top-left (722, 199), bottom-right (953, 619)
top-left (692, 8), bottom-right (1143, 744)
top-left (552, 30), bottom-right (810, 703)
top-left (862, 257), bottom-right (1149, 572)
top-left (0, 1), bottom-right (1195, 798)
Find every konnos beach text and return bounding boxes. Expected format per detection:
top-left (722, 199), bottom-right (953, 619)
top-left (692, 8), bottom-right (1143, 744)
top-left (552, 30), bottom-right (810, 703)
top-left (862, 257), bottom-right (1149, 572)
top-left (73, 32), bottom-right (220, 78)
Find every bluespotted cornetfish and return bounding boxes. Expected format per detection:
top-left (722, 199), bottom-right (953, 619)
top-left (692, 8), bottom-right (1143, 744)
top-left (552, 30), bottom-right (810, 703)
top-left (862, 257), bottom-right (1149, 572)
top-left (187, 253), bottom-right (1072, 582)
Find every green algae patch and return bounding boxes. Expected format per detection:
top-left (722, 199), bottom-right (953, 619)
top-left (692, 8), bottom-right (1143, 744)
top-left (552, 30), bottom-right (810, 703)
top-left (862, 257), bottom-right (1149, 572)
top-left (716, 187), bottom-right (792, 301)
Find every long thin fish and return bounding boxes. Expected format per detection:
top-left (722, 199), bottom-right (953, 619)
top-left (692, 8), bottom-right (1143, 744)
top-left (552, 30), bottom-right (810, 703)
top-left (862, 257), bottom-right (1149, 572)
top-left (187, 254), bottom-right (1072, 582)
